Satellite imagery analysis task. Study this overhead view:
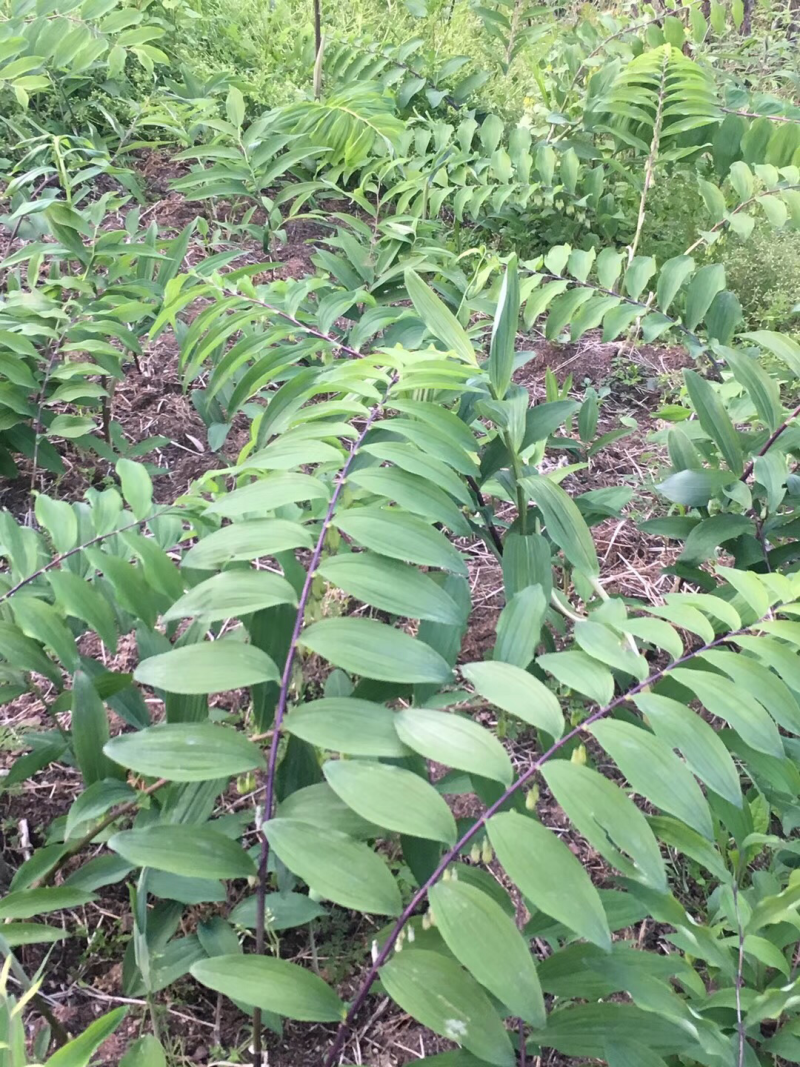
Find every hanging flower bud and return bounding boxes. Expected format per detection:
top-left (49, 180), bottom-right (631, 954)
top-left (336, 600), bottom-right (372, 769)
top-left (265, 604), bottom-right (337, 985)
top-left (236, 772), bottom-right (255, 795)
top-left (481, 840), bottom-right (493, 865)
top-left (407, 925), bottom-right (415, 943)
top-left (571, 743), bottom-right (587, 765)
top-left (525, 785), bottom-right (539, 810)
top-left (470, 842), bottom-right (482, 864)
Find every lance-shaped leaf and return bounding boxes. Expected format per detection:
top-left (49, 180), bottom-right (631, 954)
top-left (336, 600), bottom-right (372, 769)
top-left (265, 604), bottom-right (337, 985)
top-left (430, 879), bottom-right (545, 1026)
top-left (299, 618), bottom-right (452, 684)
top-left (381, 950), bottom-right (515, 1066)
top-left (542, 762), bottom-right (667, 891)
top-left (134, 641), bottom-right (279, 695)
top-left (109, 826), bottom-right (255, 879)
top-left (265, 818), bottom-right (401, 915)
top-left (487, 254), bottom-right (520, 398)
top-left (191, 955), bottom-right (344, 1022)
top-left (405, 268), bottom-right (476, 365)
top-left (395, 708), bottom-right (513, 785)
top-left (521, 473), bottom-right (599, 576)
top-left (323, 760), bottom-right (457, 844)
top-left (488, 812), bottom-right (611, 950)
top-left (104, 723), bottom-right (264, 781)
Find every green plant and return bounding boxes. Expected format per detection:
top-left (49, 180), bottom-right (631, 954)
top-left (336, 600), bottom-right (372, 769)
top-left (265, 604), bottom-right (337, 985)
top-left (718, 223), bottom-right (800, 331)
top-left (1, 249), bottom-right (799, 1067)
top-left (0, 199), bottom-right (194, 481)
top-left (3, 4), bottom-right (800, 1064)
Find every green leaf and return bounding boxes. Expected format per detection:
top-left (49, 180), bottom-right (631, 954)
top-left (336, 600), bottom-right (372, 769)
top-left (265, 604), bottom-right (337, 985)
top-left (350, 466), bottom-right (470, 536)
top-left (120, 1035), bottom-right (167, 1067)
top-left (527, 1002), bottom-right (695, 1058)
top-left (0, 886), bottom-right (95, 920)
top-left (574, 620), bottom-right (648, 681)
top-left (45, 1008), bottom-right (127, 1067)
top-left (536, 650), bottom-right (614, 705)
top-left (335, 507), bottom-right (467, 575)
top-left (0, 923), bottom-right (68, 947)
top-left (299, 618), bottom-right (452, 684)
top-left (190, 955), bottom-right (344, 1021)
top-left (109, 825), bottom-right (255, 879)
top-left (229, 892), bottom-right (327, 931)
top-left (742, 330), bottom-right (800, 376)
top-left (657, 468), bottom-right (736, 506)
top-left (148, 872), bottom-right (227, 905)
top-left (323, 759), bottom-right (457, 844)
top-left (705, 289), bottom-right (743, 345)
top-left (461, 660), bottom-right (563, 737)
top-left (430, 880), bottom-right (545, 1026)
top-left (71, 670), bottom-right (120, 786)
top-left (606, 1039), bottom-right (668, 1067)
top-left (405, 268), bottom-right (476, 365)
top-left (488, 812), bottom-right (611, 950)
top-left (277, 783), bottom-right (381, 840)
top-left (656, 255), bottom-right (695, 314)
top-left (104, 723), bottom-right (264, 781)
top-left (678, 514), bottom-right (753, 565)
top-left (542, 762), bottom-right (667, 891)
top-left (163, 571), bottom-right (297, 622)
top-left (669, 668), bottom-right (783, 758)
top-left (318, 553), bottom-right (462, 624)
top-left (183, 519), bottom-right (312, 569)
top-left (380, 950), bottom-right (514, 1067)
top-left (700, 649), bottom-right (800, 734)
top-left (683, 263), bottom-right (726, 332)
top-left (395, 708), bottom-right (513, 785)
top-left (698, 179), bottom-right (726, 223)
top-left (205, 472), bottom-right (329, 518)
top-left (591, 720), bottom-right (714, 838)
top-left (634, 693), bottom-right (742, 806)
top-left (265, 818), bottom-right (402, 915)
top-left (596, 248), bottom-right (625, 290)
top-left (623, 256), bottom-right (656, 300)
top-left (487, 255), bottom-right (520, 398)
top-left (545, 287), bottom-right (595, 340)
top-left (521, 473), bottom-right (599, 576)
top-left (12, 598), bottom-right (79, 672)
top-left (684, 370), bottom-right (743, 475)
top-left (48, 569), bottom-right (118, 653)
top-left (65, 778), bottom-right (135, 840)
top-left (494, 585), bottom-right (546, 668)
top-left (116, 459), bottom-right (153, 520)
top-left (134, 641), bottom-right (279, 694)
top-left (34, 495), bottom-right (77, 553)
top-left (225, 85), bottom-right (245, 128)
top-left (284, 698), bottom-right (411, 757)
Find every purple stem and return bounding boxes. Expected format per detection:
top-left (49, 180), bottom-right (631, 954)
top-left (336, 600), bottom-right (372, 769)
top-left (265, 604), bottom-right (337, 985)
top-left (322, 624), bottom-right (745, 1067)
top-left (251, 383), bottom-right (393, 1067)
top-left (740, 399), bottom-right (800, 483)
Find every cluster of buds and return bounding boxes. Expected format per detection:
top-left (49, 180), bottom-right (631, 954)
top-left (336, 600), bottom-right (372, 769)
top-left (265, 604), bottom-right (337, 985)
top-left (468, 840), bottom-right (493, 864)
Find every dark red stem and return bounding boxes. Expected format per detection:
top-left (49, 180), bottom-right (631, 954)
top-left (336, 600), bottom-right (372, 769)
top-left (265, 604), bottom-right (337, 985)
top-left (251, 380), bottom-right (394, 1066)
top-left (321, 624), bottom-right (746, 1066)
top-left (741, 400), bottom-right (800, 482)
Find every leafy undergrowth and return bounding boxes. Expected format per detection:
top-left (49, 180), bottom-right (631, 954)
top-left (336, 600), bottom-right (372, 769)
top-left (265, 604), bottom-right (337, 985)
top-left (2, 2), bottom-right (800, 1067)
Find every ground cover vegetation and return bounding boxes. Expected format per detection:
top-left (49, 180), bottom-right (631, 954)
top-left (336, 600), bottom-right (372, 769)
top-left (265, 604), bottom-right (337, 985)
top-left (1, 0), bottom-right (800, 1064)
